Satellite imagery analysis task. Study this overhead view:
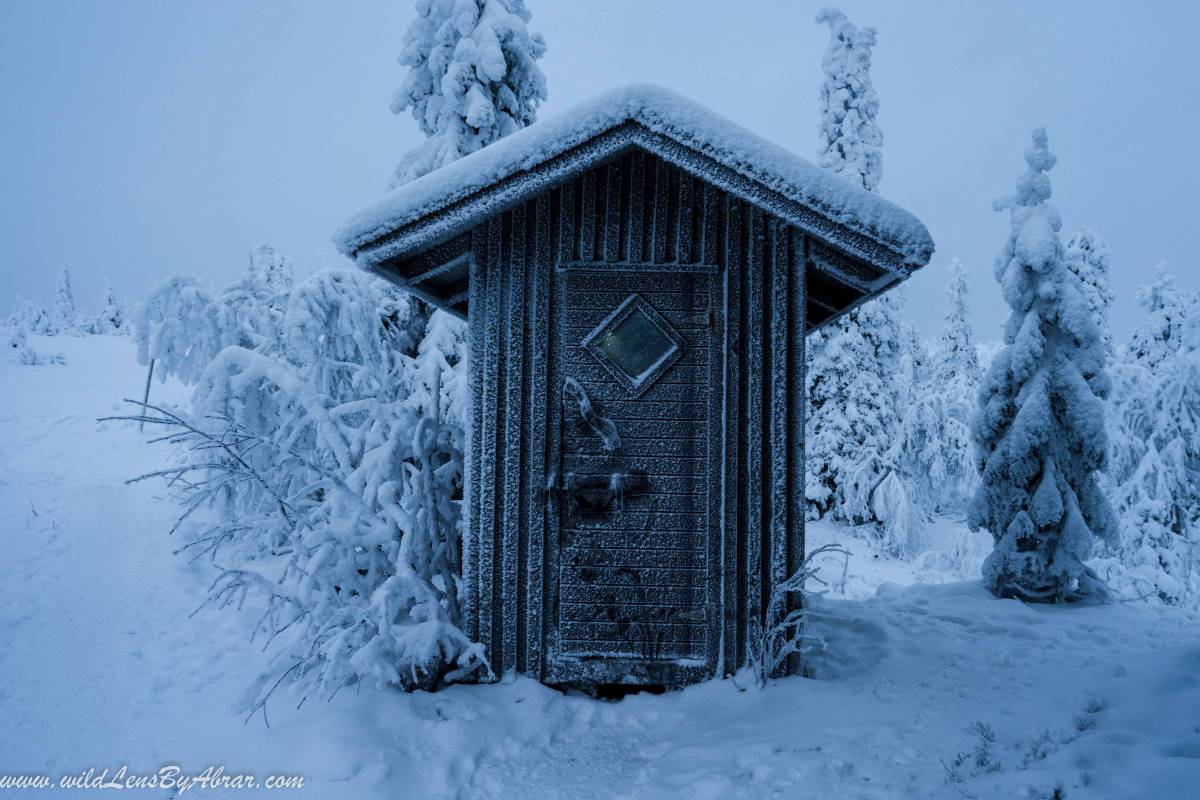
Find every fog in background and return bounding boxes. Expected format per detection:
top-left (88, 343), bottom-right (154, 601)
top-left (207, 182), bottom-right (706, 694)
top-left (2, 0), bottom-right (1198, 341)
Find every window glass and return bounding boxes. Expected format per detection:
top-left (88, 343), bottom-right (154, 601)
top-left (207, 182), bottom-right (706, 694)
top-left (600, 308), bottom-right (677, 383)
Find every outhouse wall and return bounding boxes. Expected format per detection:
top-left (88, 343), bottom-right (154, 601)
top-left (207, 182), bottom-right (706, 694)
top-left (413, 148), bottom-right (809, 685)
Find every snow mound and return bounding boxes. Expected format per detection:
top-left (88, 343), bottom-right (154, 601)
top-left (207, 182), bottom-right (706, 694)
top-left (335, 84), bottom-right (934, 267)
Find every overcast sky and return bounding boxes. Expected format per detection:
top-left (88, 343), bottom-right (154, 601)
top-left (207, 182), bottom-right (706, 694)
top-left (2, 0), bottom-right (1198, 341)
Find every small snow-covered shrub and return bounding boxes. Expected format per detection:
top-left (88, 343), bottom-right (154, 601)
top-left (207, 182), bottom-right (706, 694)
top-left (7, 328), bottom-right (64, 366)
top-left (748, 543), bottom-right (850, 686)
top-left (119, 270), bottom-right (487, 707)
top-left (869, 469), bottom-right (925, 558)
top-left (6, 296), bottom-right (56, 335)
top-left (135, 275), bottom-right (218, 386)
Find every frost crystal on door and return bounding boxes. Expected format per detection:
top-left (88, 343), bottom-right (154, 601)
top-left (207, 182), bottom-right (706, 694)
top-left (580, 294), bottom-right (685, 397)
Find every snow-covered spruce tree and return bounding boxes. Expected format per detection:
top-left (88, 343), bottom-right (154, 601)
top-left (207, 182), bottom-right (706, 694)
top-left (390, 0), bottom-right (547, 186)
top-left (53, 264), bottom-right (78, 334)
top-left (5, 296), bottom-right (56, 335)
top-left (806, 292), bottom-right (902, 527)
top-left (934, 259), bottom-right (983, 389)
top-left (135, 275), bottom-right (218, 386)
top-left (806, 7), bottom-right (909, 544)
top-left (90, 281), bottom-right (128, 334)
top-left (1064, 226), bottom-right (1115, 356)
top-left (251, 242), bottom-right (295, 295)
top-left (890, 259), bottom-right (980, 515)
top-left (894, 310), bottom-right (925, 412)
top-left (816, 7), bottom-right (882, 192)
top-left (209, 250), bottom-right (288, 354)
top-left (1105, 267), bottom-right (1190, 493)
top-left (969, 129), bottom-right (1117, 602)
top-left (1095, 299), bottom-right (1200, 605)
top-left (1127, 264), bottom-right (1188, 369)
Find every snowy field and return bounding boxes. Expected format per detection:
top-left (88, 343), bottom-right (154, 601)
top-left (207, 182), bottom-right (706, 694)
top-left (2, 332), bottom-right (1198, 800)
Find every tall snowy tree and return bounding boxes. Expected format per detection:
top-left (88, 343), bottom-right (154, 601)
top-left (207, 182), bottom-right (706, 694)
top-left (890, 260), bottom-right (980, 516)
top-left (806, 292), bottom-right (902, 526)
top-left (1127, 264), bottom-right (1188, 369)
top-left (815, 7), bottom-right (882, 192)
top-left (1096, 294), bottom-right (1200, 605)
top-left (1064, 226), bottom-right (1115, 356)
top-left (969, 129), bottom-right (1117, 602)
top-left (933, 259), bottom-right (982, 388)
top-left (806, 7), bottom-right (905, 532)
top-left (388, 0), bottom-right (545, 616)
top-left (390, 0), bottom-right (548, 186)
top-left (54, 264), bottom-right (78, 334)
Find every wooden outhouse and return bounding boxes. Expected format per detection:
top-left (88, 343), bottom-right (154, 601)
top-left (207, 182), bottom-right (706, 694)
top-left (337, 85), bottom-right (933, 689)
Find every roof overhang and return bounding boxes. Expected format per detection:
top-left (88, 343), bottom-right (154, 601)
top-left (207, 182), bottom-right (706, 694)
top-left (335, 85), bottom-right (934, 327)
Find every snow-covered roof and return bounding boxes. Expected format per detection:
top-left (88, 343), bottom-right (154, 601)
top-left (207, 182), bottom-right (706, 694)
top-left (335, 84), bottom-right (934, 274)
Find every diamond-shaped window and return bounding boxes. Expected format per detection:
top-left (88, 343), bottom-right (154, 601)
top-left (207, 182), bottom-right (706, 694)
top-left (581, 294), bottom-right (685, 396)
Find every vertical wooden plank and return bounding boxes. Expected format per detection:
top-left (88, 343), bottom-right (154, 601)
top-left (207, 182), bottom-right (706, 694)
top-left (464, 228), bottom-right (488, 644)
top-left (579, 171), bottom-right (596, 262)
top-left (665, 167), bottom-right (680, 263)
top-left (766, 219), bottom-right (791, 677)
top-left (704, 266), bottom-right (724, 676)
top-left (473, 216), bottom-right (505, 668)
top-left (604, 160), bottom-right (621, 262)
top-left (544, 187), bottom-right (567, 677)
top-left (652, 158), bottom-right (670, 263)
top-left (743, 204), bottom-right (765, 652)
top-left (499, 208), bottom-right (526, 675)
top-left (786, 229), bottom-right (808, 676)
top-left (720, 194), bottom-right (741, 673)
top-left (525, 193), bottom-right (551, 678)
top-left (678, 172), bottom-right (693, 264)
top-left (701, 185), bottom-right (719, 266)
top-left (627, 151), bottom-right (644, 263)
top-left (558, 181), bottom-right (575, 266)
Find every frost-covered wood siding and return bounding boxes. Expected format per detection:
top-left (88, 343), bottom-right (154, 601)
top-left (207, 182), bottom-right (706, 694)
top-left (461, 149), bottom-right (807, 686)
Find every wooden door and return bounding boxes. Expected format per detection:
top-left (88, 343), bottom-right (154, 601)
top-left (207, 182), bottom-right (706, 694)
top-left (547, 264), bottom-right (722, 684)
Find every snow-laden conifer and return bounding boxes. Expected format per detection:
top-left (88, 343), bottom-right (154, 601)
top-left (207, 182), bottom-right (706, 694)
top-left (90, 281), bottom-right (127, 334)
top-left (1064, 226), bottom-right (1115, 355)
top-left (934, 259), bottom-right (982, 388)
top-left (816, 7), bottom-right (882, 192)
top-left (6, 296), bottom-right (56, 335)
top-left (1127, 264), bottom-right (1188, 369)
top-left (1096, 298), bottom-right (1200, 605)
top-left (805, 292), bottom-right (902, 527)
top-left (209, 252), bottom-right (287, 353)
top-left (54, 264), bottom-right (78, 334)
top-left (969, 129), bottom-right (1116, 602)
top-left (806, 8), bottom-right (907, 542)
top-left (135, 275), bottom-right (218, 386)
top-left (251, 242), bottom-right (295, 295)
top-left (390, 0), bottom-right (547, 186)
top-left (890, 260), bottom-right (979, 515)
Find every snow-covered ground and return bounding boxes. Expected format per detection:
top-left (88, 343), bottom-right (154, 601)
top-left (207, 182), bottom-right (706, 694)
top-left (2, 332), bottom-right (1198, 799)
